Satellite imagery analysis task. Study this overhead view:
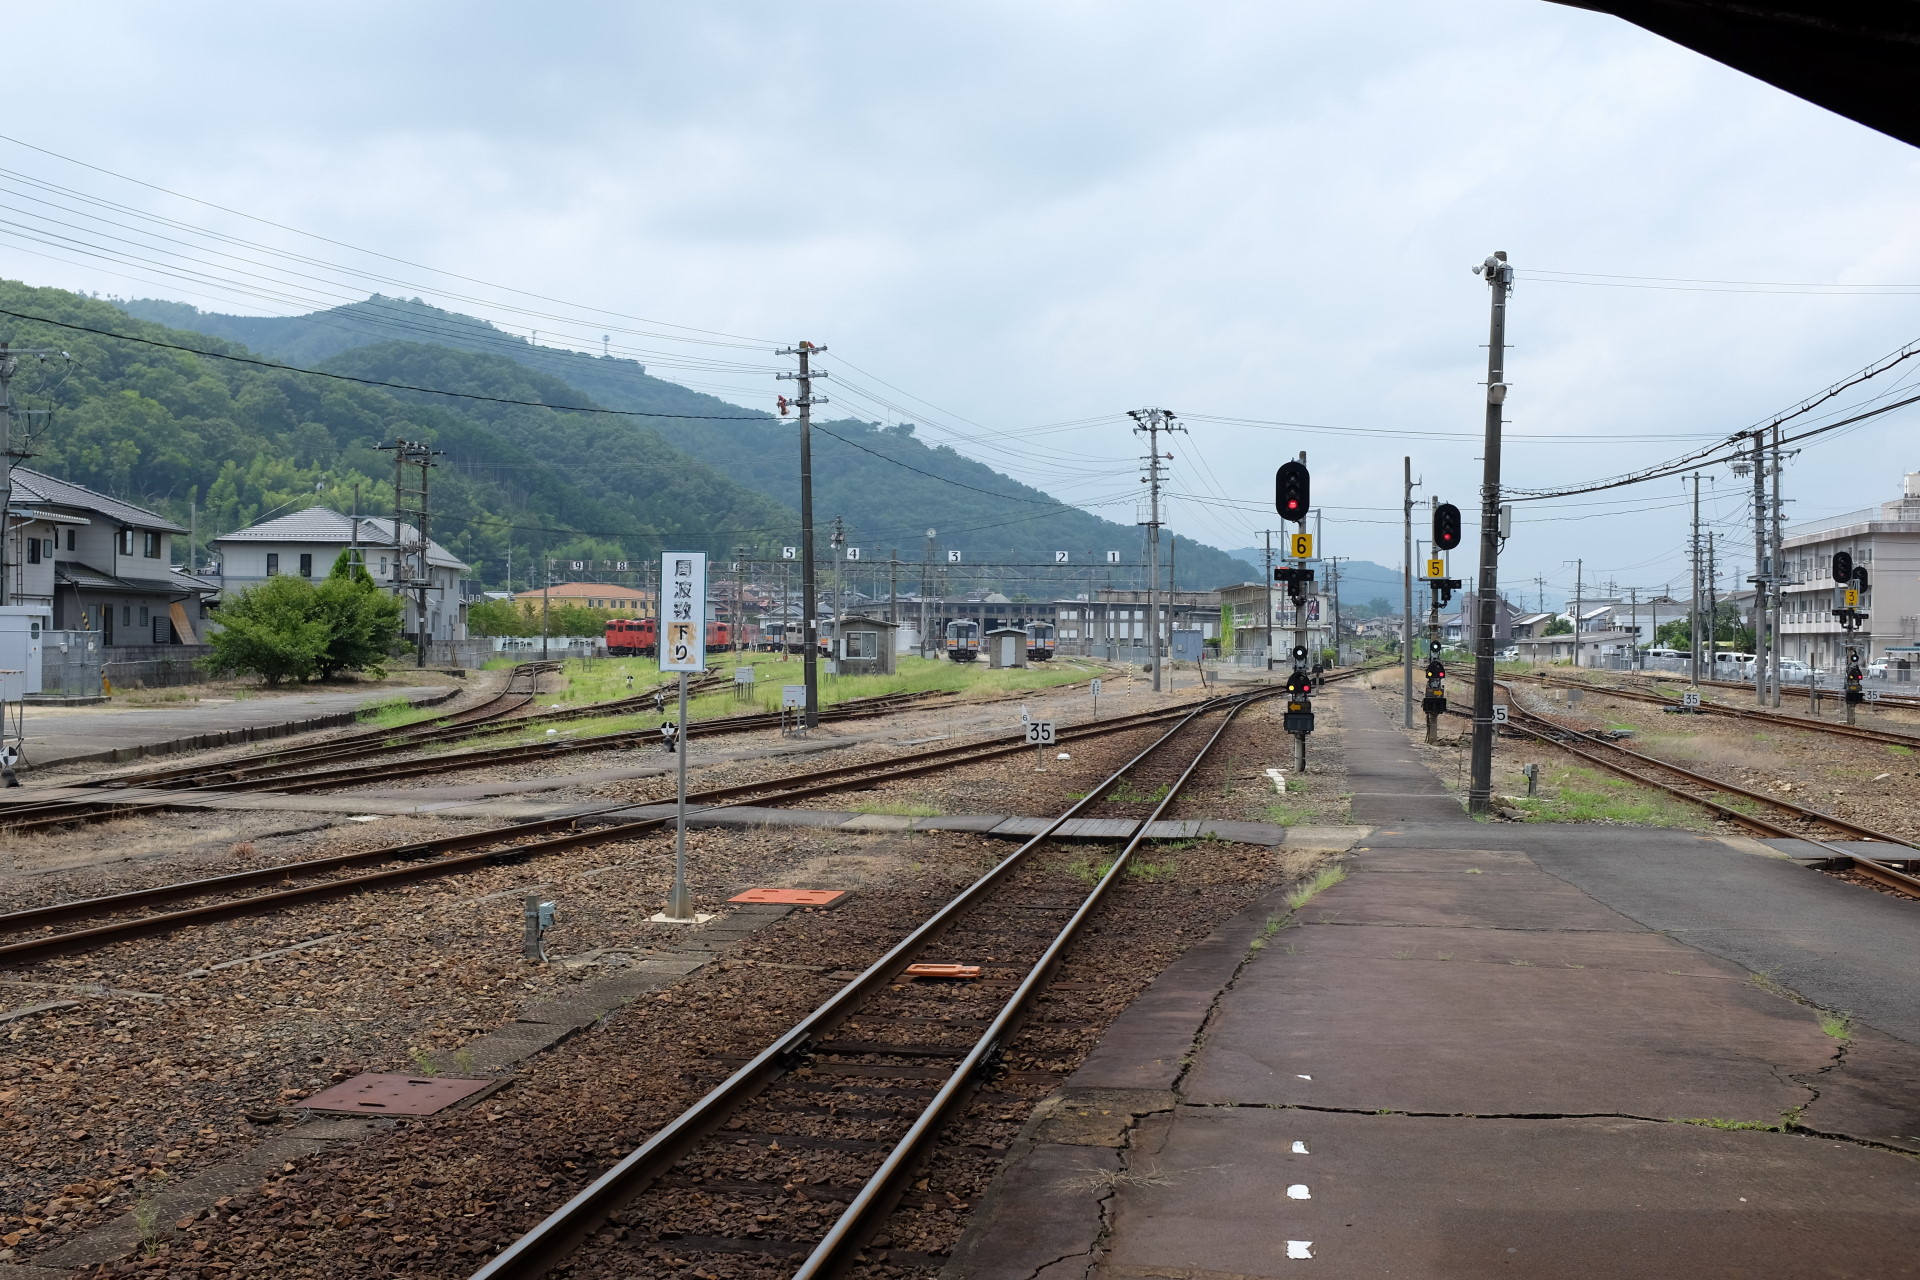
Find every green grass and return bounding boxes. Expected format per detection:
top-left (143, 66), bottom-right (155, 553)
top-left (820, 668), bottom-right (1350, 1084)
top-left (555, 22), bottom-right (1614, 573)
top-left (1262, 802), bottom-right (1314, 826)
top-left (1506, 765), bottom-right (1707, 828)
top-left (1676, 1117), bottom-right (1782, 1132)
top-left (1286, 865), bottom-right (1347, 911)
top-left (1818, 1011), bottom-right (1854, 1043)
top-left (1888, 744), bottom-right (1913, 758)
top-left (356, 696), bottom-right (444, 730)
top-left (1065, 853), bottom-right (1178, 884)
top-left (847, 800), bottom-right (942, 817)
top-left (1105, 776), bottom-right (1171, 804)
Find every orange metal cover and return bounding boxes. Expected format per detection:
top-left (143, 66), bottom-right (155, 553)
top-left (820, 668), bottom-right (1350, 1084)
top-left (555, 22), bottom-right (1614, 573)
top-left (904, 963), bottom-right (982, 979)
top-left (728, 888), bottom-right (848, 905)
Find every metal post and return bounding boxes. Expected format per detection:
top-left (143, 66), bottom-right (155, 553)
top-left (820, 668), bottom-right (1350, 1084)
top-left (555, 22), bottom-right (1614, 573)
top-left (777, 342), bottom-right (828, 727)
top-left (1572, 558), bottom-right (1583, 668)
top-left (1770, 425), bottom-right (1784, 707)
top-left (1265, 529), bottom-right (1275, 673)
top-left (1706, 532), bottom-right (1718, 677)
top-left (1130, 408), bottom-right (1184, 692)
top-left (1750, 433), bottom-right (1768, 705)
top-left (1466, 251), bottom-right (1513, 816)
top-left (665, 670), bottom-right (693, 919)
top-left (1403, 457), bottom-right (1414, 726)
top-left (1689, 473), bottom-right (1701, 687)
top-left (541, 559), bottom-right (551, 662)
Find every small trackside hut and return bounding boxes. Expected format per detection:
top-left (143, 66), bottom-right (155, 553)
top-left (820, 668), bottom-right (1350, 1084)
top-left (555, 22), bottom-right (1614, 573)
top-left (986, 625), bottom-right (1028, 669)
top-left (836, 614), bottom-right (896, 676)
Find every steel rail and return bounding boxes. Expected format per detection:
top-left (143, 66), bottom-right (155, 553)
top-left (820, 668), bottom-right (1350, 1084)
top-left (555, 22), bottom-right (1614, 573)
top-left (792, 691), bottom-right (1255, 1279)
top-left (1470, 680), bottom-right (1920, 896)
top-left (0, 692), bottom-right (1239, 962)
top-left (1508, 669), bottom-right (1920, 750)
top-left (466, 688), bottom-right (1273, 1280)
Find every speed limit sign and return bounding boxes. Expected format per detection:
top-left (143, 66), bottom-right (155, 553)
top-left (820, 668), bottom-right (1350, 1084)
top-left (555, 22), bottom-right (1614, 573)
top-left (1681, 691), bottom-right (1701, 708)
top-left (1491, 704), bottom-right (1509, 724)
top-left (1025, 720), bottom-right (1057, 746)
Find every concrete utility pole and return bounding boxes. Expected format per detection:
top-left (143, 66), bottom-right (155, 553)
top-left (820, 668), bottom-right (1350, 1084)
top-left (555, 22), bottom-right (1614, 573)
top-left (921, 529), bottom-right (935, 658)
top-left (1571, 559), bottom-right (1584, 669)
top-left (1403, 458), bottom-right (1415, 727)
top-left (1466, 251), bottom-right (1513, 816)
top-left (776, 342), bottom-right (829, 727)
top-left (1689, 472), bottom-right (1702, 687)
top-left (888, 547), bottom-right (899, 651)
top-left (1706, 532), bottom-right (1719, 675)
top-left (0, 341), bottom-right (60, 609)
top-left (1628, 586), bottom-right (1639, 668)
top-left (1265, 530), bottom-right (1276, 672)
top-left (1745, 432), bottom-right (1768, 705)
top-left (1128, 408), bottom-right (1184, 693)
top-left (1770, 424), bottom-right (1785, 707)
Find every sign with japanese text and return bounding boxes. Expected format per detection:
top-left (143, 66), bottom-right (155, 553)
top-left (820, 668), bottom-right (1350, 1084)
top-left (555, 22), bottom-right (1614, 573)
top-left (660, 552), bottom-right (708, 672)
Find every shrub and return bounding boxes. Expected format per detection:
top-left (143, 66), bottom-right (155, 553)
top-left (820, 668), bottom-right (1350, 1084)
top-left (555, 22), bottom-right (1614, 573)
top-left (207, 551), bottom-right (404, 684)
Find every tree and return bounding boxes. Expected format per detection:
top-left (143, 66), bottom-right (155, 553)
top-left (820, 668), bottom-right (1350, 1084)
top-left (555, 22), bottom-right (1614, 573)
top-left (1544, 616), bottom-right (1573, 635)
top-left (204, 576), bottom-right (331, 685)
top-left (205, 555), bottom-right (403, 684)
top-left (467, 598), bottom-right (532, 637)
top-left (1218, 604), bottom-right (1237, 653)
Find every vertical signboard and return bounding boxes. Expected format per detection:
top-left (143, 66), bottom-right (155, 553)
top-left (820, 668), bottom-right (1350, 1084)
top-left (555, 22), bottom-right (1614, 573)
top-left (661, 552), bottom-right (708, 672)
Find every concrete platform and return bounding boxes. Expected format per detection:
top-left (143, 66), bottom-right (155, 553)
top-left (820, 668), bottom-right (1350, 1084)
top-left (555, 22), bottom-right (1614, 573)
top-left (1336, 684), bottom-right (1467, 823)
top-left (948, 697), bottom-right (1920, 1278)
top-left (18, 684), bottom-right (456, 768)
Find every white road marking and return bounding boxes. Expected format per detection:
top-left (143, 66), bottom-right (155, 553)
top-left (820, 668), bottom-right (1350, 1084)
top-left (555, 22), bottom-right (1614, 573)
top-left (1288, 1184), bottom-right (1311, 1199)
top-left (1292, 1141), bottom-right (1309, 1154)
top-left (1287, 1241), bottom-right (1314, 1259)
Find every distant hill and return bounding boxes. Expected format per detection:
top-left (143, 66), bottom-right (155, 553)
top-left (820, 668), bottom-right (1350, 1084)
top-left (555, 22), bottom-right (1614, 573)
top-left (1228, 553), bottom-right (1415, 615)
top-left (121, 296), bottom-right (1261, 591)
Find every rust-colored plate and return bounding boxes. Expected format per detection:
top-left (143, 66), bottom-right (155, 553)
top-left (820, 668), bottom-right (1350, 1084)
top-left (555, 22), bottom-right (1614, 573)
top-left (904, 963), bottom-right (982, 980)
top-left (728, 888), bottom-right (849, 906)
top-left (298, 1073), bottom-right (492, 1116)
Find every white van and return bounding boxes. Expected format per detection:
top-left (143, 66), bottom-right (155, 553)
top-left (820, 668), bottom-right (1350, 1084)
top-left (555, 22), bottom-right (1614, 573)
top-left (1712, 652), bottom-right (1756, 679)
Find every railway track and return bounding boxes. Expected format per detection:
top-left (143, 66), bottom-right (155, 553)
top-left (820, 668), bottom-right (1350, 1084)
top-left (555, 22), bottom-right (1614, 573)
top-left (466, 684), bottom-right (1279, 1280)
top-left (1458, 677), bottom-right (1920, 897)
top-left (0, 684), bottom-right (928, 835)
top-left (1505, 668), bottom-right (1920, 750)
top-left (0, 684), bottom-right (1277, 965)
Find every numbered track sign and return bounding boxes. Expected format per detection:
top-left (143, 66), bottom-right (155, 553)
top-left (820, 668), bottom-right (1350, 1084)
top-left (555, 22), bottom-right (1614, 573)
top-left (1490, 704), bottom-right (1509, 724)
top-left (660, 551), bottom-right (709, 672)
top-left (1425, 558), bottom-right (1445, 580)
top-left (1844, 587), bottom-right (1860, 608)
top-left (781, 684), bottom-right (806, 709)
top-left (948, 550), bottom-right (963, 563)
top-left (781, 547), bottom-right (797, 560)
top-left (1681, 691), bottom-right (1701, 707)
top-left (1290, 532), bottom-right (1314, 559)
top-left (1025, 720), bottom-right (1057, 746)
top-left (1055, 550), bottom-right (1070, 563)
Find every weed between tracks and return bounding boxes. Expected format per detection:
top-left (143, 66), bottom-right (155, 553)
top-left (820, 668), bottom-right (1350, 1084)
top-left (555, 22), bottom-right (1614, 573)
top-left (1504, 764), bottom-right (1706, 828)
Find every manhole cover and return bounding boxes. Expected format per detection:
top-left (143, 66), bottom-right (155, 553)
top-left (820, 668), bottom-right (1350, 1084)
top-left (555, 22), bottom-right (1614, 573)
top-left (298, 1073), bottom-right (492, 1116)
top-left (728, 888), bottom-right (848, 906)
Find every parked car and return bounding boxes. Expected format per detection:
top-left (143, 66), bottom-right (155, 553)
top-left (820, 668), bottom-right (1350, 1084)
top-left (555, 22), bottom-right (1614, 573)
top-left (1712, 651), bottom-right (1757, 678)
top-left (1776, 659), bottom-right (1823, 682)
top-left (1642, 647), bottom-right (1683, 659)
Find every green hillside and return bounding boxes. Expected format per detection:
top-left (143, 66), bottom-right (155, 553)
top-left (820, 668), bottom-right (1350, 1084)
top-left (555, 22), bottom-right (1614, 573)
top-left (0, 282), bottom-right (792, 583)
top-left (119, 296), bottom-right (1261, 590)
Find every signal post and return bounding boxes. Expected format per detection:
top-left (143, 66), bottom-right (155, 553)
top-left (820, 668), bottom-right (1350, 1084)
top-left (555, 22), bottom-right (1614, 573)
top-left (1274, 454), bottom-right (1316, 770)
top-left (1422, 502), bottom-right (1463, 744)
top-left (1832, 551), bottom-right (1871, 726)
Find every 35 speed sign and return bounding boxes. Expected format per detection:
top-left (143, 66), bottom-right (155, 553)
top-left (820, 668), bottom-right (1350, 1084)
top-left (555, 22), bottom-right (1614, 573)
top-left (1025, 720), bottom-right (1057, 746)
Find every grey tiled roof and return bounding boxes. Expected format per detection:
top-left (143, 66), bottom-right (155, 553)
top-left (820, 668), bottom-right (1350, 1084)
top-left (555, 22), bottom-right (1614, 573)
top-left (55, 562), bottom-right (196, 596)
top-left (212, 506), bottom-right (468, 571)
top-left (12, 468), bottom-right (187, 533)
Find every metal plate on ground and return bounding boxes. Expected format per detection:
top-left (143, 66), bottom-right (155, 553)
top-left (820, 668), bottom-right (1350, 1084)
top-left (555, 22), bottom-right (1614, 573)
top-left (298, 1073), bottom-right (492, 1115)
top-left (728, 888), bottom-right (849, 906)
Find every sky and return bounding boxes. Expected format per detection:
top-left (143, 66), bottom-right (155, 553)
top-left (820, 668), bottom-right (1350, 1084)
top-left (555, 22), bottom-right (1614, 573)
top-left (3, 0), bottom-right (1918, 608)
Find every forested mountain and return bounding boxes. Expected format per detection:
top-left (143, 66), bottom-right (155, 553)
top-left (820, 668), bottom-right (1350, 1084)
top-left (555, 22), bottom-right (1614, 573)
top-left (1, 282), bottom-right (791, 584)
top-left (119, 295), bottom-right (1261, 589)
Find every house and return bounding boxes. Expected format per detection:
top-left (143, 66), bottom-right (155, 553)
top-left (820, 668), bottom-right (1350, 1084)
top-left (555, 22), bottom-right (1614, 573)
top-left (212, 507), bottom-right (469, 650)
top-left (1778, 474), bottom-right (1920, 667)
top-left (5, 467), bottom-right (215, 646)
top-left (511, 582), bottom-right (653, 613)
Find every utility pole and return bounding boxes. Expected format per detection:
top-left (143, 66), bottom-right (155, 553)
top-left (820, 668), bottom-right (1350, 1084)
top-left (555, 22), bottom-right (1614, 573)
top-left (776, 342), bottom-right (828, 727)
top-left (0, 341), bottom-right (60, 608)
top-left (1128, 408), bottom-right (1184, 692)
top-left (1744, 432), bottom-right (1768, 704)
top-left (1689, 473), bottom-right (1702, 686)
top-left (1327, 555), bottom-right (1342, 667)
top-left (1706, 532), bottom-right (1719, 675)
top-left (734, 545), bottom-right (750, 653)
top-left (921, 529), bottom-right (935, 658)
top-left (377, 438), bottom-right (442, 667)
top-left (1571, 559), bottom-right (1583, 669)
top-left (1466, 251), bottom-right (1513, 816)
top-left (888, 547), bottom-right (898, 648)
top-left (1770, 425), bottom-right (1785, 707)
top-left (1402, 458), bottom-right (1415, 726)
top-left (541, 558), bottom-right (551, 662)
top-left (1628, 587), bottom-right (1639, 668)
top-left (1265, 530), bottom-right (1276, 672)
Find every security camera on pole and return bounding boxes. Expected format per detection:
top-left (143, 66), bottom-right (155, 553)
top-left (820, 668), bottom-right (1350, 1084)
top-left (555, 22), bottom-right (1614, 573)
top-left (1274, 454), bottom-right (1316, 770)
top-left (654, 551), bottom-right (709, 924)
top-left (1423, 502), bottom-right (1464, 744)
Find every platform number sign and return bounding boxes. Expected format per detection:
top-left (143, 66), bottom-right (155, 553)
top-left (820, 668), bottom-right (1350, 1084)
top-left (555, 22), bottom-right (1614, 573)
top-left (659, 551), bottom-right (708, 673)
top-left (1490, 704), bottom-right (1508, 724)
top-left (1289, 533), bottom-right (1313, 559)
top-left (781, 547), bottom-right (797, 560)
top-left (846, 547), bottom-right (862, 561)
top-left (1681, 691), bottom-right (1701, 708)
top-left (1106, 551), bottom-right (1121, 564)
top-left (1055, 551), bottom-right (1070, 563)
top-left (948, 550), bottom-right (963, 563)
top-left (1025, 720), bottom-right (1057, 746)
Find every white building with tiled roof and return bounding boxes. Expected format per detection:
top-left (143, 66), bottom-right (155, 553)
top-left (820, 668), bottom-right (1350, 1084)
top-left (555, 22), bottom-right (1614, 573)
top-left (211, 507), bottom-right (470, 647)
top-left (5, 467), bottom-right (213, 646)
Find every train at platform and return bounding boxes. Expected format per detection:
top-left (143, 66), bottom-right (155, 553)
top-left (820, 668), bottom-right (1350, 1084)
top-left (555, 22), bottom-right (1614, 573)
top-left (604, 619), bottom-right (743, 656)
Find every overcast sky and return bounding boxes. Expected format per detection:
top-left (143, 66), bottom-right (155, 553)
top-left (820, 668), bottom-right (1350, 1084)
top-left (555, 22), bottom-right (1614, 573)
top-left (5, 0), bottom-right (1918, 605)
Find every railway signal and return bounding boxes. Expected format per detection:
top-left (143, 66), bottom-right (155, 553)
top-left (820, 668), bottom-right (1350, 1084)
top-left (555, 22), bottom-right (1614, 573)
top-left (1433, 502), bottom-right (1462, 552)
top-left (1423, 637), bottom-right (1447, 743)
top-left (1275, 458), bottom-right (1310, 523)
top-left (1832, 550), bottom-right (1853, 582)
